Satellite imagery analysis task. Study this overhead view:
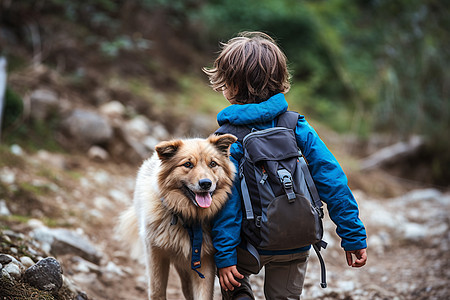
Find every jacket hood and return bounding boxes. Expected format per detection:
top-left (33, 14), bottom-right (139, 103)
top-left (217, 93), bottom-right (288, 126)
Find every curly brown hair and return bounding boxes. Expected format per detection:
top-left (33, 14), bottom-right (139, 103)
top-left (203, 32), bottom-right (291, 104)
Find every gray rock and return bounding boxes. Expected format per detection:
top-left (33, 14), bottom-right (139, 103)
top-left (3, 262), bottom-right (21, 280)
top-left (24, 257), bottom-right (63, 294)
top-left (30, 89), bottom-right (59, 121)
top-left (31, 227), bottom-right (102, 264)
top-left (71, 256), bottom-right (101, 274)
top-left (124, 116), bottom-right (151, 139)
top-left (62, 109), bottom-right (113, 145)
top-left (0, 254), bottom-right (12, 265)
top-left (0, 200), bottom-right (11, 216)
top-left (0, 254), bottom-right (22, 271)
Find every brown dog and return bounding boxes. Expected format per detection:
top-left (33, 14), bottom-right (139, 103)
top-left (118, 134), bottom-right (237, 299)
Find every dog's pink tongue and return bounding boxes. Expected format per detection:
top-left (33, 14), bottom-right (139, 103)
top-left (195, 193), bottom-right (212, 208)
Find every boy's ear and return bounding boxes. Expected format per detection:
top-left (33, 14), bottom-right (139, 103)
top-left (155, 140), bottom-right (183, 161)
top-left (208, 134), bottom-right (237, 156)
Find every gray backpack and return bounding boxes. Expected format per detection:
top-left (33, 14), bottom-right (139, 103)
top-left (216, 111), bottom-right (328, 288)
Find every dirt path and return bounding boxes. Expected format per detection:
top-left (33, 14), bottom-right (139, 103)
top-left (1, 149), bottom-right (449, 300)
top-left (72, 157), bottom-right (449, 300)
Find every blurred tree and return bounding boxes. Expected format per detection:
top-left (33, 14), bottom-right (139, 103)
top-left (198, 0), bottom-right (449, 183)
top-left (352, 0), bottom-right (449, 183)
top-left (1, 0), bottom-right (448, 183)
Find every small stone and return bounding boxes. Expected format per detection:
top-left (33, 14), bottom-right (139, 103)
top-left (0, 168), bottom-right (15, 184)
top-left (3, 262), bottom-right (21, 280)
top-left (0, 200), bottom-right (10, 217)
top-left (10, 144), bottom-right (24, 156)
top-left (0, 254), bottom-right (12, 265)
top-left (27, 218), bottom-right (45, 229)
top-left (72, 256), bottom-right (100, 273)
top-left (1, 268), bottom-right (13, 281)
top-left (104, 261), bottom-right (124, 277)
top-left (99, 101), bottom-right (126, 119)
top-left (0, 200), bottom-right (11, 216)
top-left (20, 256), bottom-right (35, 268)
top-left (24, 257), bottom-right (63, 294)
top-left (88, 146), bottom-right (109, 161)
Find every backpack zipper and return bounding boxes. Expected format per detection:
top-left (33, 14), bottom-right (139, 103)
top-left (260, 166), bottom-right (268, 184)
top-left (243, 127), bottom-right (289, 145)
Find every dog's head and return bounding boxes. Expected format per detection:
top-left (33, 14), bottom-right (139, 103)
top-left (155, 134), bottom-right (237, 221)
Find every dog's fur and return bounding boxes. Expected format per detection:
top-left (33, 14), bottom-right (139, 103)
top-left (118, 134), bottom-right (237, 300)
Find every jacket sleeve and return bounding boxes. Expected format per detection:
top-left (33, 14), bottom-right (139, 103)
top-left (295, 116), bottom-right (367, 251)
top-left (211, 146), bottom-right (242, 268)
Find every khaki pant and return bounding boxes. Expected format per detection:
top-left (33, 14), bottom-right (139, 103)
top-left (222, 248), bottom-right (309, 300)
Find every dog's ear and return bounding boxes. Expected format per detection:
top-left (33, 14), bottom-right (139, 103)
top-left (155, 140), bottom-right (183, 161)
top-left (208, 134), bottom-right (237, 156)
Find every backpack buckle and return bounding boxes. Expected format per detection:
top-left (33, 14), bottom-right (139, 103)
top-left (277, 169), bottom-right (292, 187)
top-left (255, 216), bottom-right (262, 228)
top-left (277, 169), bottom-right (296, 202)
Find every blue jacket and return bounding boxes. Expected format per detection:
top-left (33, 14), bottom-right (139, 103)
top-left (211, 93), bottom-right (367, 269)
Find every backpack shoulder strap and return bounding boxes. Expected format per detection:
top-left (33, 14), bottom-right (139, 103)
top-left (277, 111), bottom-right (324, 210)
top-left (276, 111), bottom-right (299, 129)
top-left (215, 123), bottom-right (251, 143)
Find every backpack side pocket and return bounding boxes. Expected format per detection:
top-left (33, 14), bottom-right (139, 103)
top-left (259, 193), bottom-right (322, 250)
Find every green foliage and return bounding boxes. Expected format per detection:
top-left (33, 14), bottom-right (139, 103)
top-left (1, 87), bottom-right (23, 131)
top-left (100, 35), bottom-right (152, 57)
top-left (200, 0), bottom-right (449, 155)
top-left (198, 0), bottom-right (374, 133)
top-left (4, 119), bottom-right (64, 153)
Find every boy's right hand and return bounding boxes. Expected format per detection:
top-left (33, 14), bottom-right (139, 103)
top-left (345, 248), bottom-right (367, 267)
top-left (218, 265), bottom-right (244, 291)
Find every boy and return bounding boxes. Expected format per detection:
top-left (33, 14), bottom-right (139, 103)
top-left (204, 32), bottom-right (367, 299)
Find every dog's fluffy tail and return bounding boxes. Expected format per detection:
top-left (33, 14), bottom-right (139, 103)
top-left (116, 207), bottom-right (143, 260)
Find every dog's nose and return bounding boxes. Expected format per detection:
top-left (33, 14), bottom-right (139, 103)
top-left (198, 179), bottom-right (212, 190)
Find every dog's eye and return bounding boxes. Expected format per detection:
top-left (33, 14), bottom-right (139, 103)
top-left (209, 161), bottom-right (218, 168)
top-left (183, 162), bottom-right (193, 168)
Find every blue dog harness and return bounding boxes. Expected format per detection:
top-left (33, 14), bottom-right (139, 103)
top-left (184, 222), bottom-right (205, 278)
top-left (171, 214), bottom-right (205, 279)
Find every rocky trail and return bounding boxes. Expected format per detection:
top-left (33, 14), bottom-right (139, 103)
top-left (1, 106), bottom-right (449, 299)
top-left (0, 67), bottom-right (448, 300)
top-left (1, 3), bottom-right (448, 298)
